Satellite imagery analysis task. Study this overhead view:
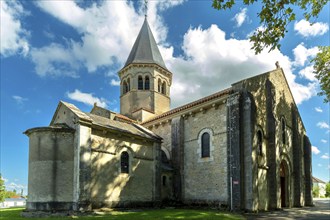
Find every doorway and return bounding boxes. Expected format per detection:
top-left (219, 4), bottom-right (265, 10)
top-left (280, 161), bottom-right (288, 207)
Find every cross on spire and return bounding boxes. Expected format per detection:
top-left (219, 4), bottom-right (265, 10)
top-left (144, 0), bottom-right (148, 18)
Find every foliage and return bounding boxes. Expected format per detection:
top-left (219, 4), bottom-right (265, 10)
top-left (312, 46), bottom-right (330, 103)
top-left (312, 185), bottom-right (320, 198)
top-left (0, 174), bottom-right (5, 203)
top-left (326, 182), bottom-right (330, 197)
top-left (0, 208), bottom-right (244, 220)
top-left (5, 190), bottom-right (21, 198)
top-left (212, 0), bottom-right (329, 102)
top-left (212, 0), bottom-right (328, 54)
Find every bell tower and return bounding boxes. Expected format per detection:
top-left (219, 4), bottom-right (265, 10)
top-left (119, 18), bottom-right (172, 122)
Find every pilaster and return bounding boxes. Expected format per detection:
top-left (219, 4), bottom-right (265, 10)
top-left (227, 93), bottom-right (241, 210)
top-left (171, 117), bottom-right (184, 202)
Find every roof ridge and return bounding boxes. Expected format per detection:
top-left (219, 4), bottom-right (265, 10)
top-left (141, 88), bottom-right (231, 124)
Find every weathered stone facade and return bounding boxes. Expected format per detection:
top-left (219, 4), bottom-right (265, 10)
top-left (25, 18), bottom-right (312, 213)
top-left (25, 102), bottom-right (162, 211)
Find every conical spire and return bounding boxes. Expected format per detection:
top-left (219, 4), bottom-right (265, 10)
top-left (124, 18), bottom-right (168, 70)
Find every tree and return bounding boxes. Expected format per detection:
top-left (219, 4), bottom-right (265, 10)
top-left (312, 185), bottom-right (320, 198)
top-left (212, 0), bottom-right (328, 53)
top-left (5, 190), bottom-right (19, 198)
top-left (312, 46), bottom-right (330, 103)
top-left (212, 0), bottom-right (330, 102)
top-left (0, 174), bottom-right (5, 202)
top-left (326, 182), bottom-right (330, 198)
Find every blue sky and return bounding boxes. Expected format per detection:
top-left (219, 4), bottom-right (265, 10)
top-left (1, 0), bottom-right (329, 194)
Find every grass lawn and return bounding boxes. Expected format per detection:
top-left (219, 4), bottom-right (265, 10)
top-left (0, 207), bottom-right (244, 220)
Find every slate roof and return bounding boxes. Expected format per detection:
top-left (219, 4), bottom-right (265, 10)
top-left (124, 18), bottom-right (168, 70)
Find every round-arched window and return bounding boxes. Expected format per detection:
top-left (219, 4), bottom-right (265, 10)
top-left (121, 151), bottom-right (129, 173)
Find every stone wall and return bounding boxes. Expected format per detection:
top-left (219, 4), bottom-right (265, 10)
top-left (89, 129), bottom-right (160, 208)
top-left (25, 127), bottom-right (75, 211)
top-left (119, 65), bottom-right (171, 120)
top-left (232, 68), bottom-right (310, 211)
top-left (147, 122), bottom-right (172, 160)
top-left (154, 93), bottom-right (170, 115)
top-left (120, 90), bottom-right (155, 118)
top-left (182, 103), bottom-right (228, 204)
top-left (226, 93), bottom-right (241, 210)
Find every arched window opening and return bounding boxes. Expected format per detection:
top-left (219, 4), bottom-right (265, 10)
top-left (162, 176), bottom-right (167, 186)
top-left (121, 151), bottom-right (129, 173)
top-left (281, 118), bottom-right (286, 145)
top-left (145, 76), bottom-right (150, 90)
top-left (158, 79), bottom-right (161, 92)
top-left (127, 78), bottom-right (130, 91)
top-left (161, 82), bottom-right (166, 95)
top-left (138, 76), bottom-right (143, 90)
top-left (123, 81), bottom-right (128, 94)
top-left (257, 130), bottom-right (263, 156)
top-left (201, 132), bottom-right (210, 158)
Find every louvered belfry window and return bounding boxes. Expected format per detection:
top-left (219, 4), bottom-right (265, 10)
top-left (138, 76), bottom-right (143, 90)
top-left (145, 76), bottom-right (150, 90)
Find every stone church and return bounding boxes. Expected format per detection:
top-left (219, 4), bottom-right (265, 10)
top-left (25, 18), bottom-right (313, 212)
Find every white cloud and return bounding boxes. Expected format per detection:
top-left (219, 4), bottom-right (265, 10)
top-left (294, 19), bottom-right (329, 37)
top-left (67, 89), bottom-right (108, 108)
top-left (312, 146), bottom-right (321, 155)
top-left (155, 0), bottom-right (186, 11)
top-left (110, 79), bottom-right (120, 86)
top-left (233, 8), bottom-right (248, 27)
top-left (12, 95), bottom-right (28, 105)
top-left (299, 65), bottom-right (317, 82)
top-left (163, 24), bottom-right (317, 107)
top-left (317, 122), bottom-right (330, 129)
top-left (6, 182), bottom-right (27, 191)
top-left (32, 1), bottom-right (316, 107)
top-left (321, 153), bottom-right (329, 159)
top-left (321, 139), bottom-right (327, 143)
top-left (315, 107), bottom-right (323, 113)
top-left (247, 25), bottom-right (266, 38)
top-left (292, 43), bottom-right (319, 67)
top-left (317, 163), bottom-right (322, 167)
top-left (30, 43), bottom-right (79, 78)
top-left (0, 1), bottom-right (29, 57)
top-left (32, 0), bottom-right (184, 77)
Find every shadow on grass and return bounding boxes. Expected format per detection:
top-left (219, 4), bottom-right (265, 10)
top-left (0, 208), bottom-right (244, 220)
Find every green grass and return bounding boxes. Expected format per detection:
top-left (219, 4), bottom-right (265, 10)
top-left (0, 207), bottom-right (244, 220)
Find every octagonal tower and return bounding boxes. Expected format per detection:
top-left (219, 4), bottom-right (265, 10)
top-left (119, 18), bottom-right (172, 122)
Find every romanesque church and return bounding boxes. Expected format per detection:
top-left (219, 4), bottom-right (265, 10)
top-left (25, 18), bottom-right (313, 212)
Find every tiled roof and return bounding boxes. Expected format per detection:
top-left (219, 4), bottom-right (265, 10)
top-left (86, 113), bottom-right (161, 141)
top-left (114, 113), bottom-right (137, 123)
top-left (142, 88), bottom-right (231, 124)
top-left (60, 101), bottom-right (92, 122)
top-left (51, 101), bottom-right (160, 141)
